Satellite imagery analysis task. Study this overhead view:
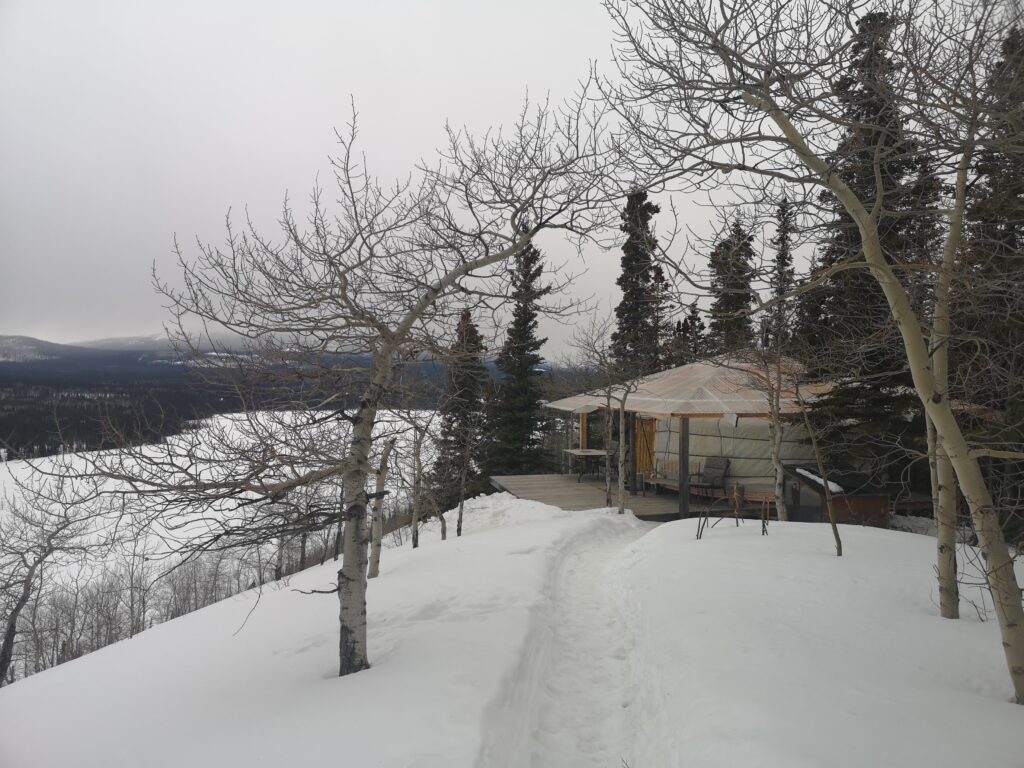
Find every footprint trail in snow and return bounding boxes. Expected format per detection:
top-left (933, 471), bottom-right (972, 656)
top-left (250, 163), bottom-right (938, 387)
top-left (477, 515), bottom-right (650, 768)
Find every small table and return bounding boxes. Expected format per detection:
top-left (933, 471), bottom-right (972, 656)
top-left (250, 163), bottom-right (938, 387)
top-left (563, 448), bottom-right (608, 482)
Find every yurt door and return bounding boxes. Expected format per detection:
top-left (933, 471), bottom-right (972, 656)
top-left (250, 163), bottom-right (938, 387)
top-left (636, 418), bottom-right (656, 477)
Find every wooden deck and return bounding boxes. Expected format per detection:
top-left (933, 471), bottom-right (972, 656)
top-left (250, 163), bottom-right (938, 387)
top-left (490, 473), bottom-right (723, 522)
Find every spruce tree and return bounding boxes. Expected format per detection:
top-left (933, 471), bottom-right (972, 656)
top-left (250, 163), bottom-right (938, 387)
top-left (795, 11), bottom-right (941, 474)
top-left (611, 191), bottom-right (670, 374)
top-left (706, 219), bottom-right (756, 354)
top-left (663, 301), bottom-right (707, 367)
top-left (796, 11), bottom-right (937, 359)
top-left (430, 308), bottom-right (488, 512)
top-left (956, 27), bottom-right (1024, 543)
top-left (792, 253), bottom-right (826, 353)
top-left (764, 197), bottom-right (796, 350)
top-left (959, 26), bottom-right (1024, 410)
top-left (484, 245), bottom-right (551, 476)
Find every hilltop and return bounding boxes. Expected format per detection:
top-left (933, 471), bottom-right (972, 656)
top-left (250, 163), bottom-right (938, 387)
top-left (0, 495), bottom-right (1019, 767)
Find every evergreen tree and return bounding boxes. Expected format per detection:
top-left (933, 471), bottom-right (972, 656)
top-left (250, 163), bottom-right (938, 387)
top-left (706, 219), bottom-right (756, 354)
top-left (764, 197), bottom-right (796, 350)
top-left (611, 191), bottom-right (671, 374)
top-left (796, 12), bottom-right (939, 361)
top-left (663, 301), bottom-right (707, 367)
top-left (649, 262), bottom-right (673, 364)
top-left (959, 26), bottom-right (1024, 411)
top-left (792, 253), bottom-right (826, 353)
top-left (484, 245), bottom-right (551, 475)
top-left (430, 309), bottom-right (488, 512)
top-left (795, 11), bottom-right (941, 475)
top-left (956, 27), bottom-right (1024, 543)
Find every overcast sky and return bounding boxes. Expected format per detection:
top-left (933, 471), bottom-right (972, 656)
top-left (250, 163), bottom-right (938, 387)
top-left (0, 0), bottom-right (630, 352)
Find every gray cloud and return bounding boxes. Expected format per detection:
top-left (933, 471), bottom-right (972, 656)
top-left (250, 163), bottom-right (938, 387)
top-left (0, 0), bottom-right (619, 350)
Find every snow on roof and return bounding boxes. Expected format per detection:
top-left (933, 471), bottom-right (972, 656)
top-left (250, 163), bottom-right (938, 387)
top-left (794, 467), bottom-right (845, 494)
top-left (547, 358), bottom-right (812, 418)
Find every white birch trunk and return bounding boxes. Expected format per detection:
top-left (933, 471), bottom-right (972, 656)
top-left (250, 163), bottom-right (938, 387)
top-left (617, 405), bottom-right (627, 514)
top-left (456, 461), bottom-right (469, 537)
top-left (411, 425), bottom-right (423, 549)
top-left (927, 417), bottom-right (961, 619)
top-left (768, 419), bottom-right (788, 522)
top-left (766, 359), bottom-right (789, 521)
top-left (367, 438), bottom-right (395, 580)
top-left (337, 365), bottom-right (389, 675)
top-left (604, 396), bottom-right (613, 506)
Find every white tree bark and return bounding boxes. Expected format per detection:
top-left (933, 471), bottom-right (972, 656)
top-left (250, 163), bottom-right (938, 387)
top-left (456, 461), bottom-right (469, 537)
top-left (617, 405), bottom-right (628, 514)
top-left (411, 424), bottom-right (424, 550)
top-left (928, 417), bottom-right (960, 619)
top-left (604, 397), bottom-right (614, 507)
top-left (367, 438), bottom-right (395, 580)
top-left (767, 358), bottom-right (789, 522)
top-left (768, 419), bottom-right (788, 522)
top-left (336, 366), bottom-right (388, 676)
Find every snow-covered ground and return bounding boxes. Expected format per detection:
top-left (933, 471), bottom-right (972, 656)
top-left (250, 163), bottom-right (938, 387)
top-left (0, 495), bottom-right (1021, 767)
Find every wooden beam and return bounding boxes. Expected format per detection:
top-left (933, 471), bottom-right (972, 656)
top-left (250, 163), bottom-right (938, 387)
top-left (678, 416), bottom-right (690, 518)
top-left (579, 412), bottom-right (588, 449)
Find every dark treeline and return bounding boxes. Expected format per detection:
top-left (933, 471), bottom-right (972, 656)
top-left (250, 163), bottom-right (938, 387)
top-left (0, 364), bottom-right (240, 460)
top-left (0, 356), bottom-right (504, 460)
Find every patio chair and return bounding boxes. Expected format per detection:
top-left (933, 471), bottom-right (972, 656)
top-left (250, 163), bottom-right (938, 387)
top-left (689, 456), bottom-right (730, 494)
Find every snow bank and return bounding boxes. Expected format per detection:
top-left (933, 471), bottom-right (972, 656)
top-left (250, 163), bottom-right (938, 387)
top-left (0, 494), bottom-right (610, 768)
top-left (891, 512), bottom-right (938, 536)
top-left (619, 519), bottom-right (1023, 768)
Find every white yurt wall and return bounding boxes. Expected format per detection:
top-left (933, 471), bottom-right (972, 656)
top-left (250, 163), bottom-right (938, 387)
top-left (653, 415), bottom-right (815, 490)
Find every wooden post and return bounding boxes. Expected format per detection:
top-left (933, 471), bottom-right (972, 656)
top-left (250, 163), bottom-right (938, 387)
top-left (579, 412), bottom-right (588, 449)
top-left (678, 416), bottom-right (690, 518)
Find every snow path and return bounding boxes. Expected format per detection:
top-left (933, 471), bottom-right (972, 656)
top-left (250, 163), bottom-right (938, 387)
top-left (476, 514), bottom-right (651, 768)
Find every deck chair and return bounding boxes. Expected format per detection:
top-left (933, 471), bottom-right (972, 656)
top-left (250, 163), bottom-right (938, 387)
top-left (690, 456), bottom-right (730, 492)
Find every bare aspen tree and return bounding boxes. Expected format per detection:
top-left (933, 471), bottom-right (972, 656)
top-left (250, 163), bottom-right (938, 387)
top-left (714, 352), bottom-right (801, 522)
top-left (794, 384), bottom-right (844, 557)
top-left (568, 313), bottom-right (642, 513)
top-left (604, 0), bottom-right (1024, 699)
top-left (400, 410), bottom-right (438, 550)
top-left (61, 101), bottom-right (611, 676)
top-left (0, 476), bottom-right (102, 684)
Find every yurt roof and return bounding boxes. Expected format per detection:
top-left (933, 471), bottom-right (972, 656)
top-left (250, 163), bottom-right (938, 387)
top-left (546, 358), bottom-right (815, 418)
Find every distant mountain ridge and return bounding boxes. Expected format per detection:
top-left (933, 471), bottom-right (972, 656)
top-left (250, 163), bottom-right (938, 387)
top-left (0, 333), bottom-right (249, 361)
top-left (73, 333), bottom-right (174, 353)
top-left (0, 335), bottom-right (113, 363)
